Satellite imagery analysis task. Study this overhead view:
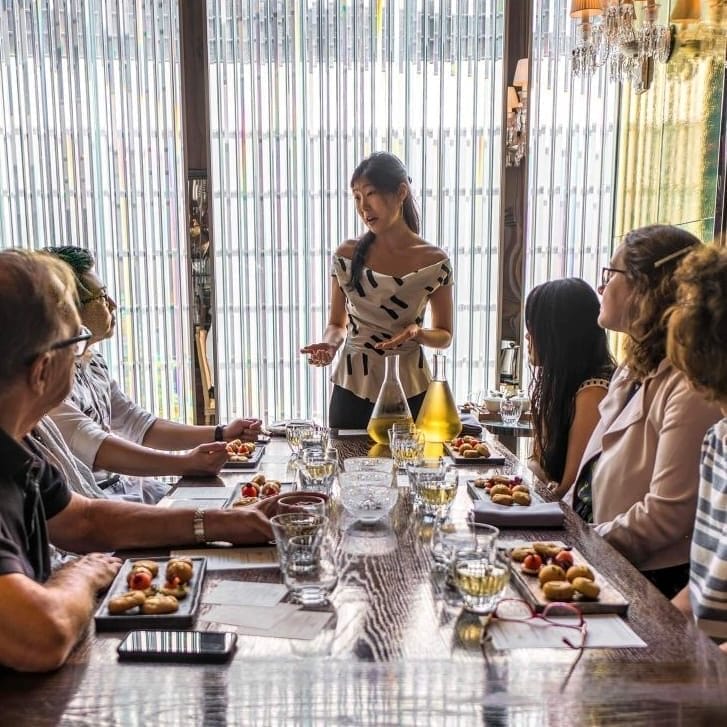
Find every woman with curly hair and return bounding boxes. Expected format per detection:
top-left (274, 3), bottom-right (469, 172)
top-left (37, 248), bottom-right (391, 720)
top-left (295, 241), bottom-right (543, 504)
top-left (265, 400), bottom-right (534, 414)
top-left (525, 279), bottom-right (615, 498)
top-left (667, 245), bottom-right (727, 648)
top-left (572, 225), bottom-right (722, 598)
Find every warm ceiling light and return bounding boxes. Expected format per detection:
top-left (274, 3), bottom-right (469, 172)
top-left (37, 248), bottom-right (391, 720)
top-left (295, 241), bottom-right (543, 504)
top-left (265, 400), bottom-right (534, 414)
top-left (569, 0), bottom-right (604, 19)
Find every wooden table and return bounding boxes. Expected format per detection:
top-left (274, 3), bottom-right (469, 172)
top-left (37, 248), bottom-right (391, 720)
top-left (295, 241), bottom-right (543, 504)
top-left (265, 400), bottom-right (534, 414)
top-left (1, 436), bottom-right (726, 725)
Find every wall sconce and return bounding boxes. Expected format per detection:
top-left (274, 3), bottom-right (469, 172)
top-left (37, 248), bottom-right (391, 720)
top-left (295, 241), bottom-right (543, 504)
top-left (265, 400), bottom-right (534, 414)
top-left (505, 58), bottom-right (528, 168)
top-left (570, 0), bottom-right (673, 94)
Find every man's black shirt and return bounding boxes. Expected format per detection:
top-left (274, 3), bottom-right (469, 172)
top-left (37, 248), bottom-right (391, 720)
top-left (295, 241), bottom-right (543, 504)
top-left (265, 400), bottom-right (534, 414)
top-left (0, 427), bottom-right (72, 582)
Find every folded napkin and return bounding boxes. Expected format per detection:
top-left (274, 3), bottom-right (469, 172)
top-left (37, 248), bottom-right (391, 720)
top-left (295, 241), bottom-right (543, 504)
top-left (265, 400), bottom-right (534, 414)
top-left (459, 412), bottom-right (483, 437)
top-left (471, 501), bottom-right (564, 528)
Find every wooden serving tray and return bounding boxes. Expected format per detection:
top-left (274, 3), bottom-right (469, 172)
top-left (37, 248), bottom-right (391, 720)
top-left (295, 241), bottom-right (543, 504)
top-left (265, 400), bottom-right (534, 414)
top-left (508, 541), bottom-right (629, 615)
top-left (443, 443), bottom-right (506, 467)
top-left (94, 557), bottom-right (207, 631)
top-left (222, 444), bottom-right (265, 470)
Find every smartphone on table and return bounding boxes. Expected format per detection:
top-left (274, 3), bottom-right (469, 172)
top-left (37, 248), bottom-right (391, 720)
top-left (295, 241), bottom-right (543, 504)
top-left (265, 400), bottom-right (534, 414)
top-left (117, 630), bottom-right (237, 663)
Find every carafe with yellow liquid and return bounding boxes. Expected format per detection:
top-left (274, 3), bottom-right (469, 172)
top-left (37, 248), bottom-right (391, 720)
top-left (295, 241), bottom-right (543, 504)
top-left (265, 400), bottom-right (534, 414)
top-left (416, 352), bottom-right (462, 442)
top-left (367, 355), bottom-right (414, 444)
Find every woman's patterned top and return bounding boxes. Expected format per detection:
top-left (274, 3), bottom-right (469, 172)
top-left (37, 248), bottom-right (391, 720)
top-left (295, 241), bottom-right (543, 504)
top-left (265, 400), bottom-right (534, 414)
top-left (330, 254), bottom-right (454, 402)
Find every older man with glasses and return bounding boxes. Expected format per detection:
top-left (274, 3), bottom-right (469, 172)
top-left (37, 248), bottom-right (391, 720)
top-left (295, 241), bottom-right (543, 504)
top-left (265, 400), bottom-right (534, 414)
top-left (44, 246), bottom-right (262, 503)
top-left (0, 249), bottom-right (280, 672)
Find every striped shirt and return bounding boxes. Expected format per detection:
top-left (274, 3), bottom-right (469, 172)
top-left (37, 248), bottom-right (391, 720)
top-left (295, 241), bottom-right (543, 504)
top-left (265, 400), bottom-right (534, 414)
top-left (689, 417), bottom-right (727, 641)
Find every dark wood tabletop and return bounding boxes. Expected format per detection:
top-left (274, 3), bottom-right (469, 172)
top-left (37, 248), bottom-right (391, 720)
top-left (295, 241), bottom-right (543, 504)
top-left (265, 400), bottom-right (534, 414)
top-left (2, 435), bottom-right (726, 725)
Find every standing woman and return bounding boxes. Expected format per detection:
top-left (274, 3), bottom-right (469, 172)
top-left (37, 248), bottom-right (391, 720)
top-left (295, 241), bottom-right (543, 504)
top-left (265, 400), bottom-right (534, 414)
top-left (525, 279), bottom-right (615, 498)
top-left (572, 225), bottom-right (722, 598)
top-left (301, 152), bottom-right (454, 429)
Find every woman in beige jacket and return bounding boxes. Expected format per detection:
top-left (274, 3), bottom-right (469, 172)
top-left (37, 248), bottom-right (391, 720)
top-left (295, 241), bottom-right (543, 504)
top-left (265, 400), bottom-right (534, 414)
top-left (572, 225), bottom-right (722, 597)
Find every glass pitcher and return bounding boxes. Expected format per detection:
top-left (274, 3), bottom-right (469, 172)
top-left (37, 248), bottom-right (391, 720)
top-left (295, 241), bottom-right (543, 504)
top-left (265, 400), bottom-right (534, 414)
top-left (367, 355), bottom-right (414, 444)
top-left (415, 352), bottom-right (462, 442)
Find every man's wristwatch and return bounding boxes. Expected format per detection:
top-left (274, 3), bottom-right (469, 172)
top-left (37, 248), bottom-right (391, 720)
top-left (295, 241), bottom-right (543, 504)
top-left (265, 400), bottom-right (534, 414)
top-left (214, 424), bottom-right (225, 441)
top-left (193, 508), bottom-right (206, 543)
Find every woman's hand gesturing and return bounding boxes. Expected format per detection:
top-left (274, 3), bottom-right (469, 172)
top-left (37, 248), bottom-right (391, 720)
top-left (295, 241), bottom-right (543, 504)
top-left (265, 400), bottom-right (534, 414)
top-left (374, 324), bottom-right (420, 350)
top-left (300, 342), bottom-right (338, 367)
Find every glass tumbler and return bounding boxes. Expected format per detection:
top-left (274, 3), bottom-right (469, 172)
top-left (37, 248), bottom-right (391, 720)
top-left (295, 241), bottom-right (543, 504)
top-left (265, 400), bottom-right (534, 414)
top-left (499, 398), bottom-right (523, 426)
top-left (298, 451), bottom-right (338, 494)
top-left (453, 547), bottom-right (510, 615)
top-left (389, 429), bottom-right (426, 471)
top-left (277, 494), bottom-right (327, 517)
top-left (283, 535), bottom-right (338, 606)
top-left (270, 513), bottom-right (328, 568)
top-left (413, 466), bottom-right (459, 520)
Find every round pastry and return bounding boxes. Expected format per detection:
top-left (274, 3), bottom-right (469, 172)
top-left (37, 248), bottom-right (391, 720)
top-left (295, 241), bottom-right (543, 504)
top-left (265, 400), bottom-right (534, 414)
top-left (538, 564), bottom-right (567, 586)
top-left (511, 546), bottom-right (536, 562)
top-left (251, 473), bottom-right (266, 485)
top-left (160, 583), bottom-right (189, 599)
top-left (543, 580), bottom-right (574, 601)
top-left (572, 577), bottom-right (600, 600)
top-left (533, 542), bottom-right (561, 560)
top-left (130, 560), bottom-right (159, 577)
top-left (475, 443), bottom-right (491, 457)
top-left (463, 449), bottom-right (480, 458)
top-left (491, 494), bottom-right (514, 506)
top-left (127, 565), bottom-right (153, 590)
top-left (166, 557), bottom-right (194, 584)
top-left (472, 478), bottom-right (488, 489)
top-left (512, 485), bottom-right (529, 495)
top-left (566, 564), bottom-right (595, 583)
top-left (232, 496), bottom-right (259, 508)
top-left (512, 491), bottom-right (531, 506)
top-left (489, 484), bottom-right (511, 497)
top-left (108, 590), bottom-right (146, 615)
top-left (141, 594), bottom-right (179, 615)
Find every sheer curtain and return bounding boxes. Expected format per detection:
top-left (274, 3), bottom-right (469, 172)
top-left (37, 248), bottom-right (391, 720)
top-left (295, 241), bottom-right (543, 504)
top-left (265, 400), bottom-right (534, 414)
top-left (208, 0), bottom-right (504, 421)
top-left (0, 0), bottom-right (190, 420)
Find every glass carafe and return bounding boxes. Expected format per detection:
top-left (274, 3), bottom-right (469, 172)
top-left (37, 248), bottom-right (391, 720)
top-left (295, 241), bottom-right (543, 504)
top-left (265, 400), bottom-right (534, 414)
top-left (416, 352), bottom-right (462, 443)
top-left (367, 355), bottom-right (414, 444)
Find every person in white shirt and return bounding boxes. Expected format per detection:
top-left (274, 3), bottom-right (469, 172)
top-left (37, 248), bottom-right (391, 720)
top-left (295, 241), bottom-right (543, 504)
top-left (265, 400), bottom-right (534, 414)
top-left (46, 247), bottom-right (261, 503)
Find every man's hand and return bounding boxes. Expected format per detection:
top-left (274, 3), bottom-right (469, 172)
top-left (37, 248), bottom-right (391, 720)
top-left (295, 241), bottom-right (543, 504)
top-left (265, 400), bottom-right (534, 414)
top-left (227, 507), bottom-right (274, 543)
top-left (66, 553), bottom-right (122, 592)
top-left (183, 442), bottom-right (229, 475)
top-left (374, 324), bottom-right (420, 350)
top-left (224, 418), bottom-right (262, 443)
top-left (300, 342), bottom-right (338, 367)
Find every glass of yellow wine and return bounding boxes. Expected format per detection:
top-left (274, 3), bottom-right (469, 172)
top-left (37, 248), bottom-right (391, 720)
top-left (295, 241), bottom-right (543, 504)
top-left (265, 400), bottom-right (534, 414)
top-left (453, 547), bottom-right (510, 615)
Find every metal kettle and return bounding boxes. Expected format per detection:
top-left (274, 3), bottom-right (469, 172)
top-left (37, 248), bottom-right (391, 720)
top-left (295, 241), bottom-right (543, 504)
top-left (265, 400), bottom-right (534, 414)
top-left (498, 340), bottom-right (520, 385)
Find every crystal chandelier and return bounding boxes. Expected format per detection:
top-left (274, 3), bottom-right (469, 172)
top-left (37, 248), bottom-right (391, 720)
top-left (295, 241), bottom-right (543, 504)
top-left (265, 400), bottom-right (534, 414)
top-left (570, 0), bottom-right (673, 93)
top-left (505, 58), bottom-right (528, 167)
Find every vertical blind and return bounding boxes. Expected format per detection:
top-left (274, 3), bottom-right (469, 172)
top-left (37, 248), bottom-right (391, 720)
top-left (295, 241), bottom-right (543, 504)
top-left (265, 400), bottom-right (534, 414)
top-left (0, 0), bottom-right (620, 425)
top-left (526, 0), bottom-right (619, 291)
top-left (0, 0), bottom-right (189, 420)
top-left (208, 0), bottom-right (505, 422)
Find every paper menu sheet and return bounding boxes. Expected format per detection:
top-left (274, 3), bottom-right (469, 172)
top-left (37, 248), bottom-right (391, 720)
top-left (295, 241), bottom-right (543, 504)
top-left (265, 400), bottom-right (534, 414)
top-left (204, 580), bottom-right (287, 608)
top-left (200, 604), bottom-right (333, 640)
top-left (170, 547), bottom-right (278, 570)
top-left (487, 614), bottom-right (646, 649)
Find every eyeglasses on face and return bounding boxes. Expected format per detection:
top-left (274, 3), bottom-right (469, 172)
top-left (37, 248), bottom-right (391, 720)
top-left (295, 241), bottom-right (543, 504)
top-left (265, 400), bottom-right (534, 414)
top-left (49, 325), bottom-right (93, 357)
top-left (601, 266), bottom-right (627, 288)
top-left (81, 288), bottom-right (112, 306)
top-left (486, 598), bottom-right (587, 650)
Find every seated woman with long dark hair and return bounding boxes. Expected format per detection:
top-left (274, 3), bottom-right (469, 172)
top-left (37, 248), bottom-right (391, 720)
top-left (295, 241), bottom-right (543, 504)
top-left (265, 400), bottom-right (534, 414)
top-left (525, 278), bottom-right (615, 498)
